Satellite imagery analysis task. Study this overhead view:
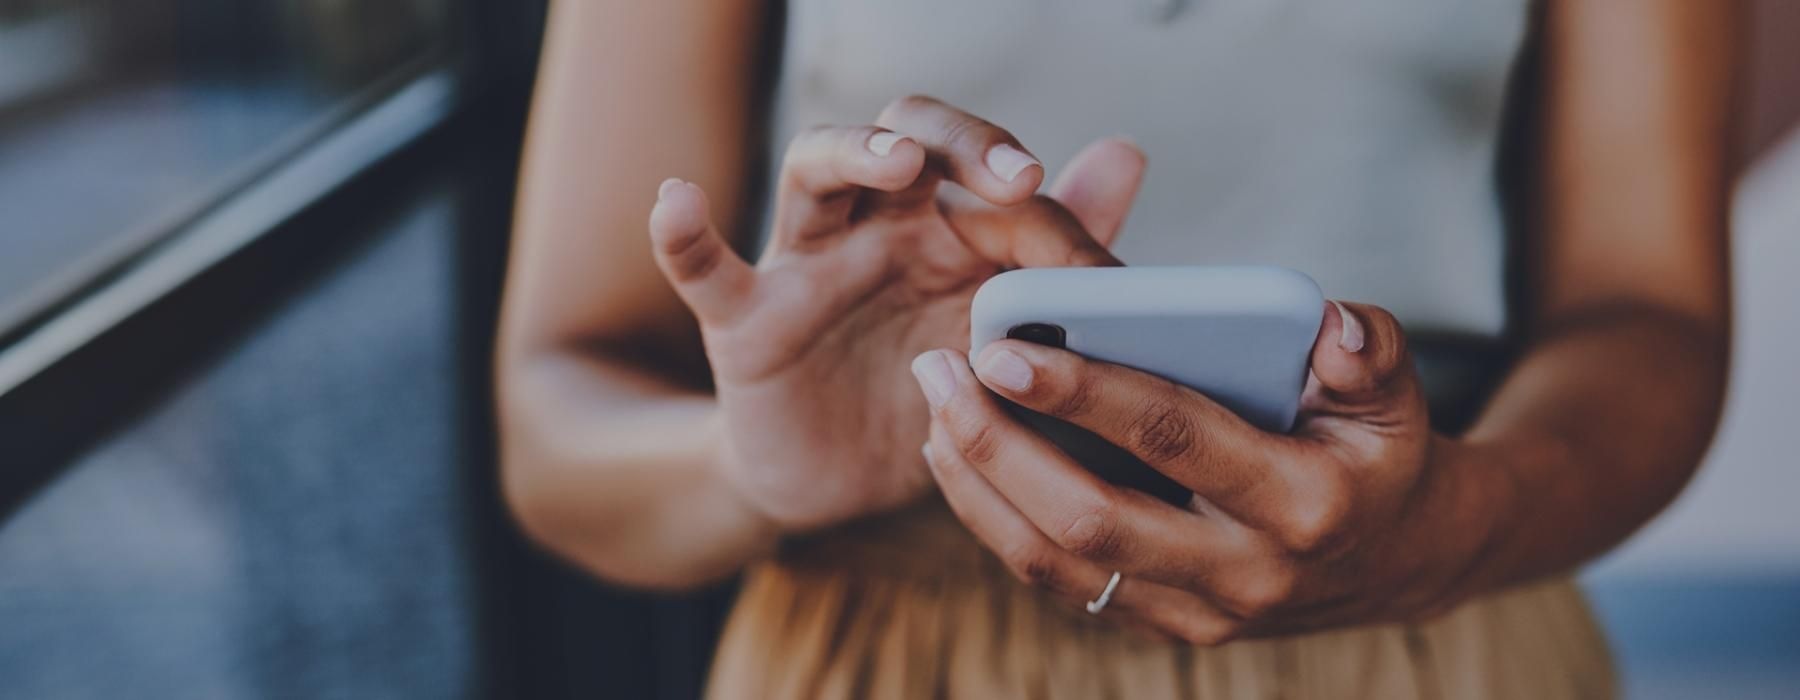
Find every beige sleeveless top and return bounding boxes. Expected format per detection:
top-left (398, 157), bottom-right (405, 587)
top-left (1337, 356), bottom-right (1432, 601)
top-left (713, 1), bottom-right (1615, 697)
top-left (765, 0), bottom-right (1529, 337)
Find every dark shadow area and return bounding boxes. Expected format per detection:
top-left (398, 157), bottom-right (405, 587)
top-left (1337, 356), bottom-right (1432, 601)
top-left (1, 2), bottom-right (736, 697)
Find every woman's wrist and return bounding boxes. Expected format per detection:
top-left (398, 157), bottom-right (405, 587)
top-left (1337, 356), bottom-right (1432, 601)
top-left (697, 414), bottom-right (786, 563)
top-left (1395, 434), bottom-right (1526, 619)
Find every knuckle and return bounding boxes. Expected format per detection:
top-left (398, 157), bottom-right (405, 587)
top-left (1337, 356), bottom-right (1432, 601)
top-left (939, 115), bottom-right (986, 154)
top-left (1004, 543), bottom-right (1066, 593)
top-left (1223, 564), bottom-right (1298, 619)
top-left (1275, 479), bottom-right (1353, 555)
top-left (1059, 242), bottom-right (1101, 268)
top-left (1024, 196), bottom-right (1105, 266)
top-left (1056, 504), bottom-right (1127, 561)
top-left (661, 231), bottom-right (720, 281)
top-left (878, 94), bottom-right (937, 122)
top-left (1174, 617), bottom-right (1239, 647)
top-left (1042, 366), bottom-right (1099, 419)
top-left (947, 412), bottom-right (1002, 466)
top-left (1127, 393), bottom-right (1199, 465)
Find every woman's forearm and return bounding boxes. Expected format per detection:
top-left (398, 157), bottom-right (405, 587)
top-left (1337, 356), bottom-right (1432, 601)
top-left (496, 0), bottom-right (775, 588)
top-left (1445, 0), bottom-right (1737, 600)
top-left (1453, 301), bottom-right (1728, 593)
top-left (499, 349), bottom-right (778, 589)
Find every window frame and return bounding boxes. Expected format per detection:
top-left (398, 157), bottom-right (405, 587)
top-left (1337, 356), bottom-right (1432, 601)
top-left (0, 2), bottom-right (515, 396)
top-left (0, 64), bottom-right (460, 394)
top-left (0, 1), bottom-right (545, 509)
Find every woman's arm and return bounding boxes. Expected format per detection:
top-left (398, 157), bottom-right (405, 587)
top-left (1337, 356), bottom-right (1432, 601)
top-left (1458, 0), bottom-right (1736, 588)
top-left (499, 2), bottom-right (1143, 590)
top-left (497, 0), bottom-right (778, 588)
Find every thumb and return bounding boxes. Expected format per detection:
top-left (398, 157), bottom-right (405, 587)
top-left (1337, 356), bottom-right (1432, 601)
top-left (1308, 301), bottom-right (1419, 409)
top-left (649, 179), bottom-right (757, 325)
top-left (1047, 137), bottom-right (1146, 248)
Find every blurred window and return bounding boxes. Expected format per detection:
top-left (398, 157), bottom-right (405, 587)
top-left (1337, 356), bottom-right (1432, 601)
top-left (0, 0), bottom-right (455, 343)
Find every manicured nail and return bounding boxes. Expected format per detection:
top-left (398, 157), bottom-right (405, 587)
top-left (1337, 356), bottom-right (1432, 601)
top-left (985, 144), bottom-right (1039, 183)
top-left (1332, 301), bottom-right (1364, 352)
top-left (867, 131), bottom-right (906, 157)
top-left (658, 177), bottom-right (684, 200)
top-left (976, 349), bottom-right (1033, 392)
top-left (911, 351), bottom-right (957, 408)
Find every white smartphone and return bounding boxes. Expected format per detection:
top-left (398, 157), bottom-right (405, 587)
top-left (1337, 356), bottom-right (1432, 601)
top-left (969, 266), bottom-right (1324, 504)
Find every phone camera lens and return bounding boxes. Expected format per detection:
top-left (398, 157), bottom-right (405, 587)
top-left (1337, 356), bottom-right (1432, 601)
top-left (1006, 323), bottom-right (1066, 348)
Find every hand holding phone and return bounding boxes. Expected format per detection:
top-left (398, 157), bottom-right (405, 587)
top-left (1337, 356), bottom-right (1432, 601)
top-left (969, 266), bottom-right (1323, 503)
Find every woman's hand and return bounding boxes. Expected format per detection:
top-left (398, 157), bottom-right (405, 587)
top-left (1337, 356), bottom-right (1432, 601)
top-left (651, 96), bottom-right (1148, 532)
top-left (915, 302), bottom-right (1512, 642)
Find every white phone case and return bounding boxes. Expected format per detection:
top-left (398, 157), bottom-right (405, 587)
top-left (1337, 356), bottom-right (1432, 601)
top-left (970, 266), bottom-right (1324, 503)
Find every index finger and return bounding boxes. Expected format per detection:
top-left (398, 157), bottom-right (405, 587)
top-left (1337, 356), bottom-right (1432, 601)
top-left (969, 339), bottom-right (1327, 533)
top-left (874, 95), bottom-right (1044, 206)
top-left (942, 194), bottom-right (1122, 269)
top-left (910, 349), bottom-right (1244, 577)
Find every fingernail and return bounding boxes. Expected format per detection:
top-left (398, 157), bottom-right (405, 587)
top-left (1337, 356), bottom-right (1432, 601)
top-left (985, 143), bottom-right (1039, 183)
top-left (1332, 301), bottom-right (1364, 352)
top-left (910, 351), bottom-right (957, 408)
top-left (976, 349), bottom-right (1033, 392)
top-left (658, 177), bottom-right (684, 200)
top-left (867, 131), bottom-right (906, 157)
top-left (921, 443), bottom-right (936, 469)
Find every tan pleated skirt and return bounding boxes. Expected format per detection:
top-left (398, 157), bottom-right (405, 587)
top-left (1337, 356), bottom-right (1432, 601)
top-left (705, 498), bottom-right (1615, 699)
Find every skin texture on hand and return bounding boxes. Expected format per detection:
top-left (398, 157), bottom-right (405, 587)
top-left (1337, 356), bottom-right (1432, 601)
top-left (916, 301), bottom-right (1510, 641)
top-left (895, 0), bottom-right (1737, 642)
top-left (647, 96), bottom-right (1147, 531)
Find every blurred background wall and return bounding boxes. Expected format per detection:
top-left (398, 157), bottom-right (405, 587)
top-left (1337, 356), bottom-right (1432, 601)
top-left (0, 2), bottom-right (1795, 699)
